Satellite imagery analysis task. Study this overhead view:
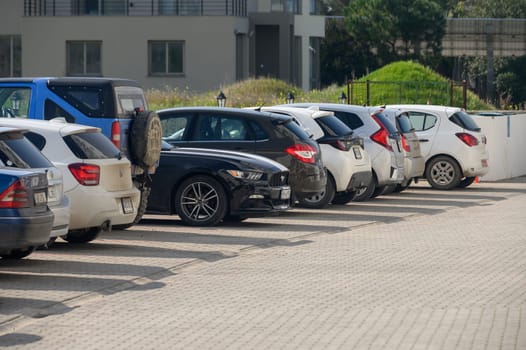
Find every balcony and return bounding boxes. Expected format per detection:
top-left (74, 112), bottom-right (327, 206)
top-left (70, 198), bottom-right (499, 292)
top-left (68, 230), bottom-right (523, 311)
top-left (23, 0), bottom-right (248, 16)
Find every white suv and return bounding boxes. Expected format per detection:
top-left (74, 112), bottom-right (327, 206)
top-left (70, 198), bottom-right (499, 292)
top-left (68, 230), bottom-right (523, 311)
top-left (0, 118), bottom-right (141, 243)
top-left (286, 103), bottom-right (405, 201)
top-left (256, 106), bottom-right (372, 207)
top-left (386, 104), bottom-right (489, 189)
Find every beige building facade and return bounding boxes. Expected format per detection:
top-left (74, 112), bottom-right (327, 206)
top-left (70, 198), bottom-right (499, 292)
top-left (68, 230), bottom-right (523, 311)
top-left (0, 0), bottom-right (325, 92)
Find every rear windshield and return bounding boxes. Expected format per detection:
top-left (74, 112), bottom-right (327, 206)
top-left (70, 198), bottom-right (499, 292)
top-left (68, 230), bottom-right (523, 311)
top-left (373, 112), bottom-right (399, 134)
top-left (281, 119), bottom-right (311, 141)
top-left (449, 111), bottom-right (481, 132)
top-left (0, 133), bottom-right (52, 168)
top-left (315, 116), bottom-right (353, 137)
top-left (396, 114), bottom-right (414, 133)
top-left (332, 111), bottom-right (364, 130)
top-left (63, 132), bottom-right (120, 159)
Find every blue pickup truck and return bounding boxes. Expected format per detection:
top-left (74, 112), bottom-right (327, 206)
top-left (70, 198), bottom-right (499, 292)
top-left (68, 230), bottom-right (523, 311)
top-left (0, 77), bottom-right (162, 227)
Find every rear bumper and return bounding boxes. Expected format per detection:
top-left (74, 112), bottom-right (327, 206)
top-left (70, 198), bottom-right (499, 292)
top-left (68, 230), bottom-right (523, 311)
top-left (289, 165), bottom-right (327, 201)
top-left (66, 186), bottom-right (141, 230)
top-left (461, 151), bottom-right (490, 177)
top-left (404, 156), bottom-right (425, 182)
top-left (0, 211), bottom-right (54, 253)
top-left (49, 196), bottom-right (71, 238)
top-left (347, 170), bottom-right (373, 191)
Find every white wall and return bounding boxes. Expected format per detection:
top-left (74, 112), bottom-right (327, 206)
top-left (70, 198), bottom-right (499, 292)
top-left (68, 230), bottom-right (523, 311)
top-left (473, 114), bottom-right (526, 181)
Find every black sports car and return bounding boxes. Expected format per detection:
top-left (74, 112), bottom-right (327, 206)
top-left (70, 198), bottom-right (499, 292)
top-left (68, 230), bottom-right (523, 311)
top-left (146, 143), bottom-right (291, 226)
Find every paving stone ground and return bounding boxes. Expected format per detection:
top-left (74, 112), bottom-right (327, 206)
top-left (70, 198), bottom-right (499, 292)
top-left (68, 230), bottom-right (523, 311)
top-left (0, 178), bottom-right (525, 349)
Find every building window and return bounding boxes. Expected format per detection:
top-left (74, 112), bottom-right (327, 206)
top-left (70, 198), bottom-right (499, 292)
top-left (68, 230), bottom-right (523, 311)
top-left (149, 41), bottom-right (184, 76)
top-left (271, 0), bottom-right (299, 14)
top-left (0, 36), bottom-right (21, 77)
top-left (66, 41), bottom-right (102, 76)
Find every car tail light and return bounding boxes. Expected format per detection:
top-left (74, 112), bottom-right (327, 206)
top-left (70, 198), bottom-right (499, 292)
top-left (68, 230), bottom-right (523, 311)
top-left (285, 144), bottom-right (317, 164)
top-left (456, 132), bottom-right (479, 147)
top-left (111, 120), bottom-right (121, 149)
top-left (370, 115), bottom-right (393, 151)
top-left (0, 180), bottom-right (29, 208)
top-left (401, 135), bottom-right (411, 152)
top-left (321, 139), bottom-right (352, 152)
top-left (68, 163), bottom-right (100, 186)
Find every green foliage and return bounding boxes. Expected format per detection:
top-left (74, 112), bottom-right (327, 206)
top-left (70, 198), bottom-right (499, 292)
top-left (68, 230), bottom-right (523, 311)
top-left (344, 0), bottom-right (447, 63)
top-left (146, 62), bottom-right (493, 111)
top-left (350, 61), bottom-right (493, 109)
top-left (452, 0), bottom-right (526, 17)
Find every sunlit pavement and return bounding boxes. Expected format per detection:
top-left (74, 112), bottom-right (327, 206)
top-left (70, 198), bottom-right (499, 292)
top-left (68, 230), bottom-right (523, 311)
top-left (1, 177), bottom-right (525, 349)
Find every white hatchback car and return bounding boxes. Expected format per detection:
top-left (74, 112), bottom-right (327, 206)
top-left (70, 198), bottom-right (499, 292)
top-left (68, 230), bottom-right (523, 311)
top-left (385, 104), bottom-right (489, 189)
top-left (255, 106), bottom-right (372, 207)
top-left (286, 103), bottom-right (405, 201)
top-left (0, 118), bottom-right (140, 243)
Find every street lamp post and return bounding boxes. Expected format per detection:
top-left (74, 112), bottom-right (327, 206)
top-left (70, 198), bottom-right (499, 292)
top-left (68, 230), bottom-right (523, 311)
top-left (286, 92), bottom-right (295, 104)
top-left (339, 92), bottom-right (347, 104)
top-left (216, 91), bottom-right (226, 107)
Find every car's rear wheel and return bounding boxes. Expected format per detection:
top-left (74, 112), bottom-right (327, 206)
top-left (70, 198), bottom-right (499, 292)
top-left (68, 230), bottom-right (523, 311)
top-left (331, 191), bottom-right (355, 205)
top-left (458, 176), bottom-right (476, 188)
top-left (426, 156), bottom-right (461, 190)
top-left (175, 175), bottom-right (228, 226)
top-left (353, 176), bottom-right (376, 202)
top-left (62, 228), bottom-right (101, 244)
top-left (298, 176), bottom-right (335, 209)
top-left (1, 247), bottom-right (35, 259)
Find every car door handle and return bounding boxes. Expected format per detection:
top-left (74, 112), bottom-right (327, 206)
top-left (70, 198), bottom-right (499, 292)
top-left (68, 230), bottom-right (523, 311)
top-left (419, 139), bottom-right (429, 143)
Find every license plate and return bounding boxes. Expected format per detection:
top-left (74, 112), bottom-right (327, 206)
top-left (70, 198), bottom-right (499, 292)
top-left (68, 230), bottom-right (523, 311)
top-left (34, 191), bottom-right (47, 205)
top-left (280, 187), bottom-right (291, 200)
top-left (352, 147), bottom-right (362, 160)
top-left (482, 159), bottom-right (488, 167)
top-left (121, 197), bottom-right (134, 214)
top-left (48, 185), bottom-right (58, 202)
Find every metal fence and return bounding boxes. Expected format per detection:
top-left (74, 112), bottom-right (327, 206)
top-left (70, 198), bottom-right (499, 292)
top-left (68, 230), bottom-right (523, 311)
top-left (346, 80), bottom-right (468, 109)
top-left (24, 0), bottom-right (248, 17)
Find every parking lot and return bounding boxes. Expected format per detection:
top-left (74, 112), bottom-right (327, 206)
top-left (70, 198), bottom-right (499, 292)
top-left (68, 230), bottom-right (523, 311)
top-left (1, 178), bottom-right (525, 349)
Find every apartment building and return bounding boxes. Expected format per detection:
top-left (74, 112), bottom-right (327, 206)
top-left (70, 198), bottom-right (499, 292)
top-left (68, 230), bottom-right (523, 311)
top-left (0, 0), bottom-right (325, 92)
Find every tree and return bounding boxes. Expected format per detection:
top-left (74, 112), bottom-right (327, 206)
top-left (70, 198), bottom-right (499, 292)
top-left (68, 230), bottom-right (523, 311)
top-left (320, 18), bottom-right (379, 86)
top-left (344, 0), bottom-right (447, 63)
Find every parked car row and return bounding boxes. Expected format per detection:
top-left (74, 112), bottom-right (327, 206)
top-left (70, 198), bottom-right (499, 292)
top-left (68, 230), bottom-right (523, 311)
top-left (0, 77), bottom-right (490, 260)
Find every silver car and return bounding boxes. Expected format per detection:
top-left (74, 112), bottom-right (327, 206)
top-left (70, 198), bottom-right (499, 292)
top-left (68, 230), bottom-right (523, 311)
top-left (286, 103), bottom-right (405, 201)
top-left (380, 107), bottom-right (425, 191)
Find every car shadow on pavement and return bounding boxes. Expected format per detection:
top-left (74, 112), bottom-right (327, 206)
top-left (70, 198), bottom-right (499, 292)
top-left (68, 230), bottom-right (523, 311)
top-left (0, 333), bottom-right (42, 347)
top-left (0, 297), bottom-right (74, 317)
top-left (43, 241), bottom-right (236, 263)
top-left (0, 259), bottom-right (168, 277)
top-left (0, 272), bottom-right (145, 292)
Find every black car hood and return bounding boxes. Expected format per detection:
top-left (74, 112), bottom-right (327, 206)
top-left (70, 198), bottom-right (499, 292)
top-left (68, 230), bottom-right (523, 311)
top-left (162, 147), bottom-right (288, 172)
